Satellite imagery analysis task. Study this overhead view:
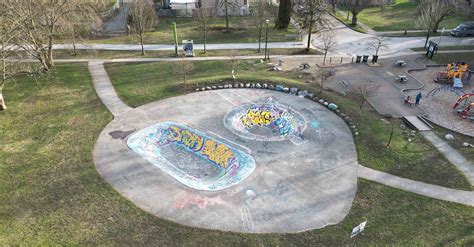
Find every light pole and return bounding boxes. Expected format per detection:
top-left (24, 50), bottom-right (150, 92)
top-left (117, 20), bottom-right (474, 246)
top-left (264, 19), bottom-right (270, 60)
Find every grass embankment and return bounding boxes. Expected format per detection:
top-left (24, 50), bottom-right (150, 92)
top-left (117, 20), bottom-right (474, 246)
top-left (49, 48), bottom-right (320, 59)
top-left (432, 52), bottom-right (474, 65)
top-left (432, 125), bottom-right (474, 164)
top-left (1, 64), bottom-right (473, 244)
top-left (332, 11), bottom-right (365, 33)
top-left (93, 16), bottom-right (300, 44)
top-left (349, 0), bottom-right (472, 32)
top-left (411, 45), bottom-right (474, 52)
top-left (106, 60), bottom-right (472, 190)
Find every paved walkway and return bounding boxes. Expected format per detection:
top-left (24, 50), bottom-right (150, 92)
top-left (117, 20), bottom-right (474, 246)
top-left (88, 61), bottom-right (132, 117)
top-left (422, 131), bottom-right (474, 186)
top-left (358, 165), bottom-right (474, 206)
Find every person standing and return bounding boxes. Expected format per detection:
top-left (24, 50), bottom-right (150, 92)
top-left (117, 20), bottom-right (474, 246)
top-left (415, 92), bottom-right (422, 105)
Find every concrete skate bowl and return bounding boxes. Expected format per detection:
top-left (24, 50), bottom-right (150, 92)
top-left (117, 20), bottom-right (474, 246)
top-left (127, 122), bottom-right (256, 191)
top-left (94, 88), bottom-right (359, 233)
top-left (224, 99), bottom-right (306, 144)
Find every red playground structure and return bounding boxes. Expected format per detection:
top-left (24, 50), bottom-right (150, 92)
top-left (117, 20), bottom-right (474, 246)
top-left (453, 93), bottom-right (474, 120)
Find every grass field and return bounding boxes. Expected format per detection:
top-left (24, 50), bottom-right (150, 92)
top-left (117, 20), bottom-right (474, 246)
top-left (105, 60), bottom-right (472, 190)
top-left (93, 16), bottom-right (300, 44)
top-left (432, 124), bottom-right (474, 164)
top-left (1, 63), bottom-right (473, 245)
top-left (332, 12), bottom-right (366, 33)
top-left (432, 52), bottom-right (474, 65)
top-left (411, 45), bottom-right (474, 52)
top-left (341, 0), bottom-right (473, 32)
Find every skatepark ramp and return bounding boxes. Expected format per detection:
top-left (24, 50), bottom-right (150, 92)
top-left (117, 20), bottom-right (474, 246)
top-left (402, 116), bottom-right (433, 131)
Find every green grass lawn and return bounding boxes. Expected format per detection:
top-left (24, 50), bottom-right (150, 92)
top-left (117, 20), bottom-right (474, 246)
top-left (432, 52), bottom-right (474, 65)
top-left (343, 0), bottom-right (473, 32)
top-left (411, 45), bottom-right (474, 52)
top-left (432, 124), bottom-right (474, 164)
top-left (1, 63), bottom-right (473, 244)
top-left (332, 12), bottom-right (366, 33)
top-left (105, 61), bottom-right (472, 190)
top-left (92, 16), bottom-right (300, 44)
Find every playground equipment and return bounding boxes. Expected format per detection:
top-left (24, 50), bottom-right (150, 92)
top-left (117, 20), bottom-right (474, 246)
top-left (434, 62), bottom-right (470, 85)
top-left (453, 93), bottom-right (474, 120)
top-left (426, 85), bottom-right (465, 98)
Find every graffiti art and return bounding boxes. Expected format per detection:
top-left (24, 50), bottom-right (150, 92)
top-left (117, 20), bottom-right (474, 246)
top-left (224, 98), bottom-right (306, 144)
top-left (127, 122), bottom-right (256, 191)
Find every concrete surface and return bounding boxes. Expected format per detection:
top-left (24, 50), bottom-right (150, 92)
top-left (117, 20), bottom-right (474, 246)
top-left (88, 61), bottom-right (132, 117)
top-left (93, 89), bottom-right (359, 233)
top-left (358, 165), bottom-right (474, 206)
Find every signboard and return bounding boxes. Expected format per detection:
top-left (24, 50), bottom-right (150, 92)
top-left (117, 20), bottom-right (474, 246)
top-left (182, 40), bottom-right (195, 57)
top-left (426, 41), bottom-right (438, 58)
top-left (350, 221), bottom-right (367, 238)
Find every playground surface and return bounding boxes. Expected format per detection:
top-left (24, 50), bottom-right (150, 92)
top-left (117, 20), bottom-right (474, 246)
top-left (93, 89), bottom-right (359, 233)
top-left (409, 67), bottom-right (474, 137)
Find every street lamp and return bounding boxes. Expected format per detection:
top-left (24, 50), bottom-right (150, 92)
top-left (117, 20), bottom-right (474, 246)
top-left (264, 19), bottom-right (270, 60)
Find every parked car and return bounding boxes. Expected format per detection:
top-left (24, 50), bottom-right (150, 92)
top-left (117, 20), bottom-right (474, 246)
top-left (451, 22), bottom-right (474, 37)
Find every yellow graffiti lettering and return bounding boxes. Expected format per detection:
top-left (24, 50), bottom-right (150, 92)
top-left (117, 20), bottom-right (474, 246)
top-left (201, 139), bottom-right (235, 169)
top-left (180, 129), bottom-right (204, 151)
top-left (240, 109), bottom-right (275, 128)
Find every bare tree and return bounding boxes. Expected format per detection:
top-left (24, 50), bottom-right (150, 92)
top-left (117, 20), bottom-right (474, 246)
top-left (63, 4), bottom-right (103, 56)
top-left (294, 0), bottom-right (332, 51)
top-left (366, 36), bottom-right (388, 57)
top-left (345, 0), bottom-right (370, 25)
top-left (175, 58), bottom-right (195, 84)
top-left (194, 1), bottom-right (217, 54)
top-left (351, 81), bottom-right (380, 110)
top-left (416, 0), bottom-right (466, 48)
top-left (250, 0), bottom-right (271, 53)
top-left (0, 4), bottom-right (20, 110)
top-left (129, 0), bottom-right (158, 55)
top-left (6, 1), bottom-right (106, 72)
top-left (317, 31), bottom-right (337, 64)
top-left (315, 65), bottom-right (333, 93)
top-left (326, 0), bottom-right (339, 13)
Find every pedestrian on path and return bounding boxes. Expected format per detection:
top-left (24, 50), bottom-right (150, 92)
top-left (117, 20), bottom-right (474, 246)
top-left (415, 92), bottom-right (422, 105)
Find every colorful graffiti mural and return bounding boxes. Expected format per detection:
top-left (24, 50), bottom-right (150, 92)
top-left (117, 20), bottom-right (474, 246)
top-left (127, 122), bottom-right (255, 191)
top-left (225, 98), bottom-right (306, 144)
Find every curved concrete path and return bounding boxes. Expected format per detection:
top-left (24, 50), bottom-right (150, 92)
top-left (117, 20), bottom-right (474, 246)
top-left (359, 166), bottom-right (474, 206)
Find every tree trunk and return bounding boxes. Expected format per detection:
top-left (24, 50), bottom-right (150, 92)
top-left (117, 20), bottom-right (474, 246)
top-left (140, 31), bottom-right (145, 55)
top-left (424, 31), bottom-right (431, 48)
top-left (351, 13), bottom-right (358, 25)
top-left (323, 51), bottom-right (327, 65)
top-left (306, 24), bottom-right (312, 51)
top-left (258, 23), bottom-right (262, 52)
top-left (204, 25), bottom-right (207, 54)
top-left (346, 11), bottom-right (350, 21)
top-left (0, 58), bottom-right (6, 110)
top-left (359, 98), bottom-right (365, 110)
top-left (71, 28), bottom-right (78, 56)
top-left (275, 0), bottom-right (291, 30)
top-left (225, 0), bottom-right (229, 32)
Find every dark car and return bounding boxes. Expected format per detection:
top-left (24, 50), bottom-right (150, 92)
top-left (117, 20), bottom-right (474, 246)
top-left (451, 22), bottom-right (474, 37)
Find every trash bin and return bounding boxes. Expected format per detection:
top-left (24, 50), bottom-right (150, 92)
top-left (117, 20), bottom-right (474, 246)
top-left (356, 55), bottom-right (362, 63)
top-left (362, 55), bottom-right (369, 63)
top-left (372, 55), bottom-right (379, 63)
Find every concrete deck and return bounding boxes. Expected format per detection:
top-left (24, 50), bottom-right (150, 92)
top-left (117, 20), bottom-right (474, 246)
top-left (93, 89), bottom-right (359, 233)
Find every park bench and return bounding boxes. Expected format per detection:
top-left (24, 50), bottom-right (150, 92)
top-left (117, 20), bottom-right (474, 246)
top-left (395, 60), bottom-right (407, 67)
